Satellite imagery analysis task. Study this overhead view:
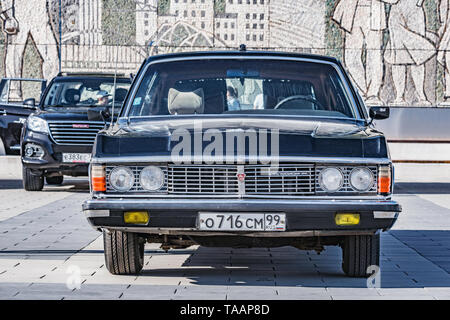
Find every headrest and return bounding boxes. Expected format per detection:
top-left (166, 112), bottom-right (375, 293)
top-left (168, 88), bottom-right (204, 115)
top-left (65, 88), bottom-right (80, 104)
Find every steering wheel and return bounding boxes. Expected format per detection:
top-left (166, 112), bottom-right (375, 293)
top-left (81, 98), bottom-right (96, 105)
top-left (274, 95), bottom-right (324, 110)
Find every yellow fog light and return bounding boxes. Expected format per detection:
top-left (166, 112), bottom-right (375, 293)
top-left (124, 211), bottom-right (149, 224)
top-left (335, 213), bottom-right (360, 226)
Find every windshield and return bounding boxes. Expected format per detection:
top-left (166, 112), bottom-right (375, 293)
top-left (127, 58), bottom-right (358, 119)
top-left (43, 78), bottom-right (131, 114)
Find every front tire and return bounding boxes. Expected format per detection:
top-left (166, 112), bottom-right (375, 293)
top-left (103, 230), bottom-right (145, 275)
top-left (46, 176), bottom-right (64, 185)
top-left (22, 167), bottom-right (44, 191)
top-left (342, 234), bottom-right (380, 278)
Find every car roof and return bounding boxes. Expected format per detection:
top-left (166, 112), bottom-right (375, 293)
top-left (53, 74), bottom-right (131, 82)
top-left (145, 50), bottom-right (341, 65)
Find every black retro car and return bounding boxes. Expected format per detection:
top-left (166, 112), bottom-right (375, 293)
top-left (21, 73), bottom-right (131, 191)
top-left (83, 50), bottom-right (401, 277)
top-left (0, 78), bottom-right (47, 155)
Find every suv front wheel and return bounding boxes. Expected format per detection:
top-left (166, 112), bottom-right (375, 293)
top-left (103, 230), bottom-right (145, 275)
top-left (342, 234), bottom-right (380, 278)
top-left (22, 167), bottom-right (44, 191)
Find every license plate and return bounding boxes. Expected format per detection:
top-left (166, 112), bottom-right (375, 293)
top-left (62, 153), bottom-right (92, 163)
top-left (198, 213), bottom-right (286, 231)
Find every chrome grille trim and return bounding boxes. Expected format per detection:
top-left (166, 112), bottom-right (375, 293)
top-left (167, 165), bottom-right (239, 194)
top-left (48, 121), bottom-right (104, 145)
top-left (244, 164), bottom-right (315, 195)
top-left (102, 163), bottom-right (380, 197)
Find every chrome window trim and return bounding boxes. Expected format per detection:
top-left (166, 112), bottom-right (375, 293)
top-left (91, 156), bottom-right (392, 165)
top-left (122, 55), bottom-right (361, 120)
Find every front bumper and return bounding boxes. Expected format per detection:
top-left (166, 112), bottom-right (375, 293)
top-left (21, 131), bottom-right (91, 175)
top-left (83, 198), bottom-right (401, 236)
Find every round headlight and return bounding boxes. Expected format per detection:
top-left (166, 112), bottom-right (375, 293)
top-left (139, 166), bottom-right (165, 191)
top-left (350, 167), bottom-right (374, 191)
top-left (319, 167), bottom-right (344, 192)
top-left (109, 166), bottom-right (134, 192)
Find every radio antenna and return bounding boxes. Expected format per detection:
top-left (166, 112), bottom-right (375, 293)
top-left (110, 45), bottom-right (118, 128)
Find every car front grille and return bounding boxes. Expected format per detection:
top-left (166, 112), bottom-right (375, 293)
top-left (48, 122), bottom-right (104, 145)
top-left (168, 165), bottom-right (239, 194)
top-left (103, 164), bottom-right (380, 197)
top-left (245, 165), bottom-right (315, 195)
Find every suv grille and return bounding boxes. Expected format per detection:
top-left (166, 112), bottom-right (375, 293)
top-left (48, 122), bottom-right (104, 145)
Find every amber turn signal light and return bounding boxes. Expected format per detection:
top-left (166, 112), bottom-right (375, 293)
top-left (378, 166), bottom-right (391, 194)
top-left (91, 165), bottom-right (106, 192)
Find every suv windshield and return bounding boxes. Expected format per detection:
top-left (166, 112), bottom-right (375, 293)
top-left (43, 78), bottom-right (131, 114)
top-left (127, 58), bottom-right (358, 119)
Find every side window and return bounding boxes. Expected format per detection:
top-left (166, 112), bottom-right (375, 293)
top-left (130, 71), bottom-right (159, 116)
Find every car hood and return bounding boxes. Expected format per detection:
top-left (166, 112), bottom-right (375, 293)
top-left (35, 110), bottom-right (93, 122)
top-left (95, 117), bottom-right (388, 159)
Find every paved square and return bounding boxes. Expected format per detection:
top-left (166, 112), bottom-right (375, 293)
top-left (1, 158), bottom-right (450, 300)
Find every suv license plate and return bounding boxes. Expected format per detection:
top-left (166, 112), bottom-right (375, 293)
top-left (62, 153), bottom-right (92, 163)
top-left (198, 213), bottom-right (286, 231)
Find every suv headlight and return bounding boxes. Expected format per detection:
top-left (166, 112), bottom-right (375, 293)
top-left (140, 166), bottom-right (165, 191)
top-left (27, 116), bottom-right (48, 134)
top-left (109, 166), bottom-right (134, 192)
top-left (318, 167), bottom-right (343, 192)
top-left (350, 167), bottom-right (374, 191)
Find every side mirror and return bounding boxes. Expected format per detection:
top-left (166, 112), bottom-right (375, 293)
top-left (369, 106), bottom-right (390, 120)
top-left (23, 98), bottom-right (36, 108)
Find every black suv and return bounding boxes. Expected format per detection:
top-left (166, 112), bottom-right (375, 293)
top-left (21, 73), bottom-right (131, 191)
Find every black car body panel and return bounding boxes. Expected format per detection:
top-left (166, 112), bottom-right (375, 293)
top-left (94, 117), bottom-right (388, 159)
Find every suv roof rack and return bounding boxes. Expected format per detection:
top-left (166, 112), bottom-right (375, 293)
top-left (57, 72), bottom-right (127, 77)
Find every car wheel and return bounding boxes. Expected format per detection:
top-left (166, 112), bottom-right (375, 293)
top-left (103, 230), bottom-right (145, 275)
top-left (22, 167), bottom-right (44, 191)
top-left (46, 176), bottom-right (64, 185)
top-left (342, 234), bottom-right (380, 278)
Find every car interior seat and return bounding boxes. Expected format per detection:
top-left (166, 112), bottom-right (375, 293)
top-left (64, 88), bottom-right (81, 105)
top-left (167, 88), bottom-right (204, 115)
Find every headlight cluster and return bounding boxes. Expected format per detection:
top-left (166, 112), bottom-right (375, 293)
top-left (27, 116), bottom-right (48, 134)
top-left (109, 166), bottom-right (165, 192)
top-left (318, 167), bottom-right (374, 193)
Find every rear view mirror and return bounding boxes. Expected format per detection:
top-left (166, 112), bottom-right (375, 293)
top-left (23, 98), bottom-right (36, 108)
top-left (369, 106), bottom-right (390, 120)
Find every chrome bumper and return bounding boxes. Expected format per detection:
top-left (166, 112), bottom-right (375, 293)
top-left (83, 198), bottom-right (401, 214)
